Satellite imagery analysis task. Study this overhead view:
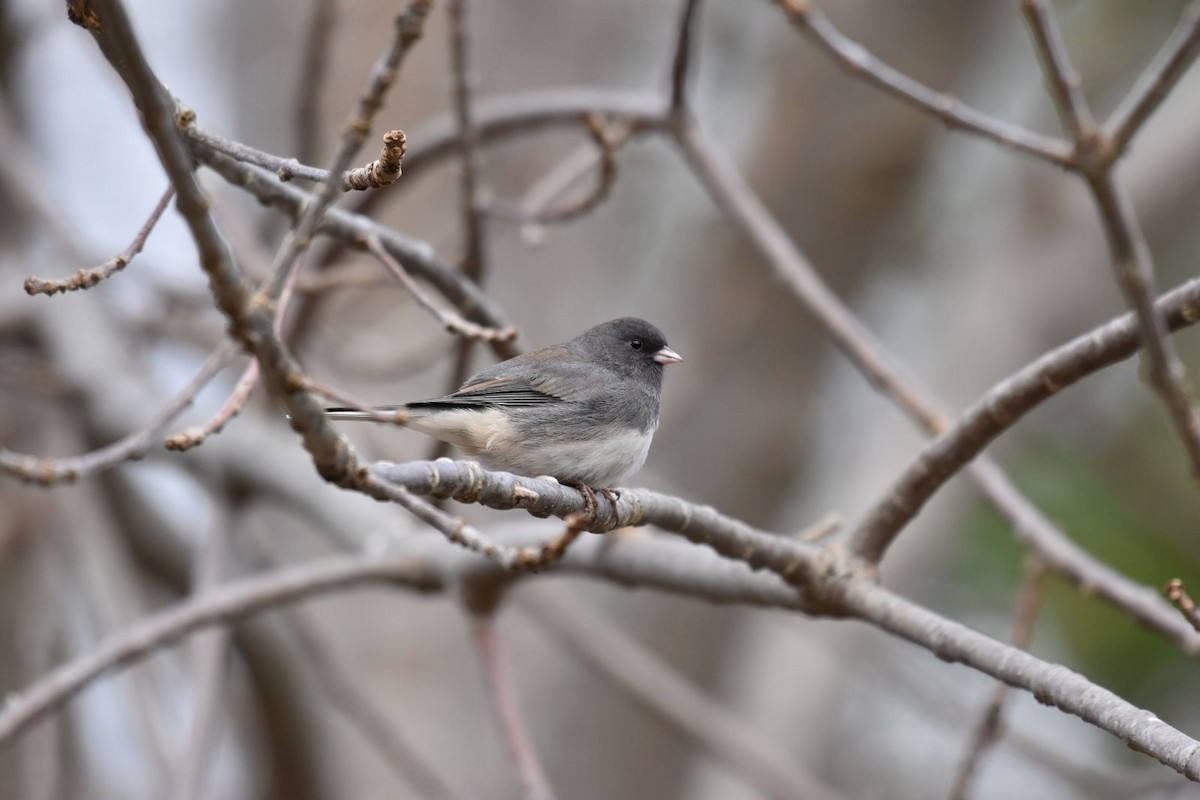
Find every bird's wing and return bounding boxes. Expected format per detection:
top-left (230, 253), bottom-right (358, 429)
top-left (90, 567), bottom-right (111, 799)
top-left (407, 344), bottom-right (602, 410)
top-left (406, 372), bottom-right (569, 410)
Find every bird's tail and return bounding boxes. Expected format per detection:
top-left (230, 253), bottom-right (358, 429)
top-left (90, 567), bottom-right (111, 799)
top-left (322, 405), bottom-right (409, 423)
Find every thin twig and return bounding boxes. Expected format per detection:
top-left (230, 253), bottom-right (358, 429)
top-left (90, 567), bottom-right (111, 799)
top-left (1107, 1), bottom-right (1200, 157)
top-left (165, 254), bottom-right (305, 452)
top-left (469, 614), bottom-right (556, 800)
top-left (262, 0), bottom-right (433, 300)
top-left (947, 557), bottom-right (1047, 800)
top-left (190, 126), bottom-right (408, 192)
top-left (1084, 170), bottom-right (1200, 483)
top-left (1165, 579), bottom-right (1200, 634)
top-left (24, 185), bottom-right (175, 296)
top-left (363, 233), bottom-right (518, 342)
top-left (164, 359), bottom-right (258, 452)
top-left (489, 115), bottom-right (623, 227)
top-left (189, 142), bottom-right (521, 360)
top-left (0, 342), bottom-right (236, 484)
top-left (401, 88), bottom-right (668, 177)
top-left (508, 513), bottom-right (589, 571)
top-left (1018, 0), bottom-right (1096, 142)
top-left (772, 0), bottom-right (1074, 168)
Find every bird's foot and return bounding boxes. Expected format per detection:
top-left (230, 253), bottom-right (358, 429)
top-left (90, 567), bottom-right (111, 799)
top-left (562, 479), bottom-right (598, 521)
top-left (561, 481), bottom-right (621, 526)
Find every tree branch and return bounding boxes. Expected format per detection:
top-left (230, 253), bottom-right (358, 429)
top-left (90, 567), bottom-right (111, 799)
top-left (24, 185), bottom-right (174, 297)
top-left (772, 0), bottom-right (1074, 167)
top-left (850, 277), bottom-right (1200, 562)
top-left (1107, 1), bottom-right (1200, 157)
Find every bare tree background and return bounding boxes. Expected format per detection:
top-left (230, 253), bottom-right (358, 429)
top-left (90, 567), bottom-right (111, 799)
top-left (3, 1), bottom-right (1200, 799)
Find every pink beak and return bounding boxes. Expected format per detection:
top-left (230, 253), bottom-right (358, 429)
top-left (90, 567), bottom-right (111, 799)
top-left (653, 346), bottom-right (683, 365)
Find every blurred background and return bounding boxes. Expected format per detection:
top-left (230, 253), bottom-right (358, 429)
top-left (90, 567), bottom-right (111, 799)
top-left (2, 0), bottom-right (1200, 798)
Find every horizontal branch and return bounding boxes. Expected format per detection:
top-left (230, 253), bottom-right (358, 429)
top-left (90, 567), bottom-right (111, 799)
top-left (5, 471), bottom-right (1197, 780)
top-left (0, 530), bottom-right (804, 747)
top-left (838, 580), bottom-right (1200, 781)
top-left (851, 277), bottom-right (1200, 561)
top-left (370, 460), bottom-right (823, 586)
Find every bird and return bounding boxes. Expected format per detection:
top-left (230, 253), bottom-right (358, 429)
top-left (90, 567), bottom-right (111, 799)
top-left (324, 317), bottom-right (681, 507)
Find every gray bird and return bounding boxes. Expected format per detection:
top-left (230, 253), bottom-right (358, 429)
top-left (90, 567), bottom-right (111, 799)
top-left (324, 317), bottom-right (682, 492)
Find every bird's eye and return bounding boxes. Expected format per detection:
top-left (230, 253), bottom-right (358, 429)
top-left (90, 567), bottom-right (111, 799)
top-left (629, 339), bottom-right (643, 351)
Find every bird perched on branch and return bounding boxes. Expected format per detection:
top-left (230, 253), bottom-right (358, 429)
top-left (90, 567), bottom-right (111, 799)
top-left (324, 317), bottom-right (682, 508)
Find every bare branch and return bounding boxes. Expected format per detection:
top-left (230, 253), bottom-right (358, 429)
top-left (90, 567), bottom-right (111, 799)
top-left (0, 531), bottom-right (805, 751)
top-left (672, 113), bottom-right (1200, 654)
top-left (261, 0), bottom-right (432, 300)
top-left (24, 185), bottom-right (174, 297)
top-left (1107, 1), bottom-right (1200, 156)
top-left (3, 492), bottom-right (1197, 779)
top-left (364, 233), bottom-right (518, 343)
top-left (369, 460), bottom-right (821, 583)
top-left (1018, 0), bottom-right (1096, 142)
top-left (73, 0), bottom-right (412, 502)
top-left (189, 143), bottom-right (521, 360)
top-left (163, 359), bottom-right (258, 452)
top-left (1084, 171), bottom-right (1200, 483)
top-left (489, 115), bottom-right (623, 227)
top-left (836, 579), bottom-right (1200, 782)
top-left (189, 126), bottom-right (408, 191)
top-left (401, 88), bottom-right (669, 177)
top-left (1, 342), bottom-right (236, 485)
top-left (355, 469), bottom-right (608, 572)
top-left (772, 0), bottom-right (1074, 167)
top-left (850, 277), bottom-right (1200, 562)
top-left (674, 115), bottom-right (942, 432)
top-left (166, 247), bottom-right (304, 453)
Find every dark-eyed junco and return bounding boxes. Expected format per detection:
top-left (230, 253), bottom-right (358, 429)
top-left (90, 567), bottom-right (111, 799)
top-left (325, 317), bottom-right (681, 491)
